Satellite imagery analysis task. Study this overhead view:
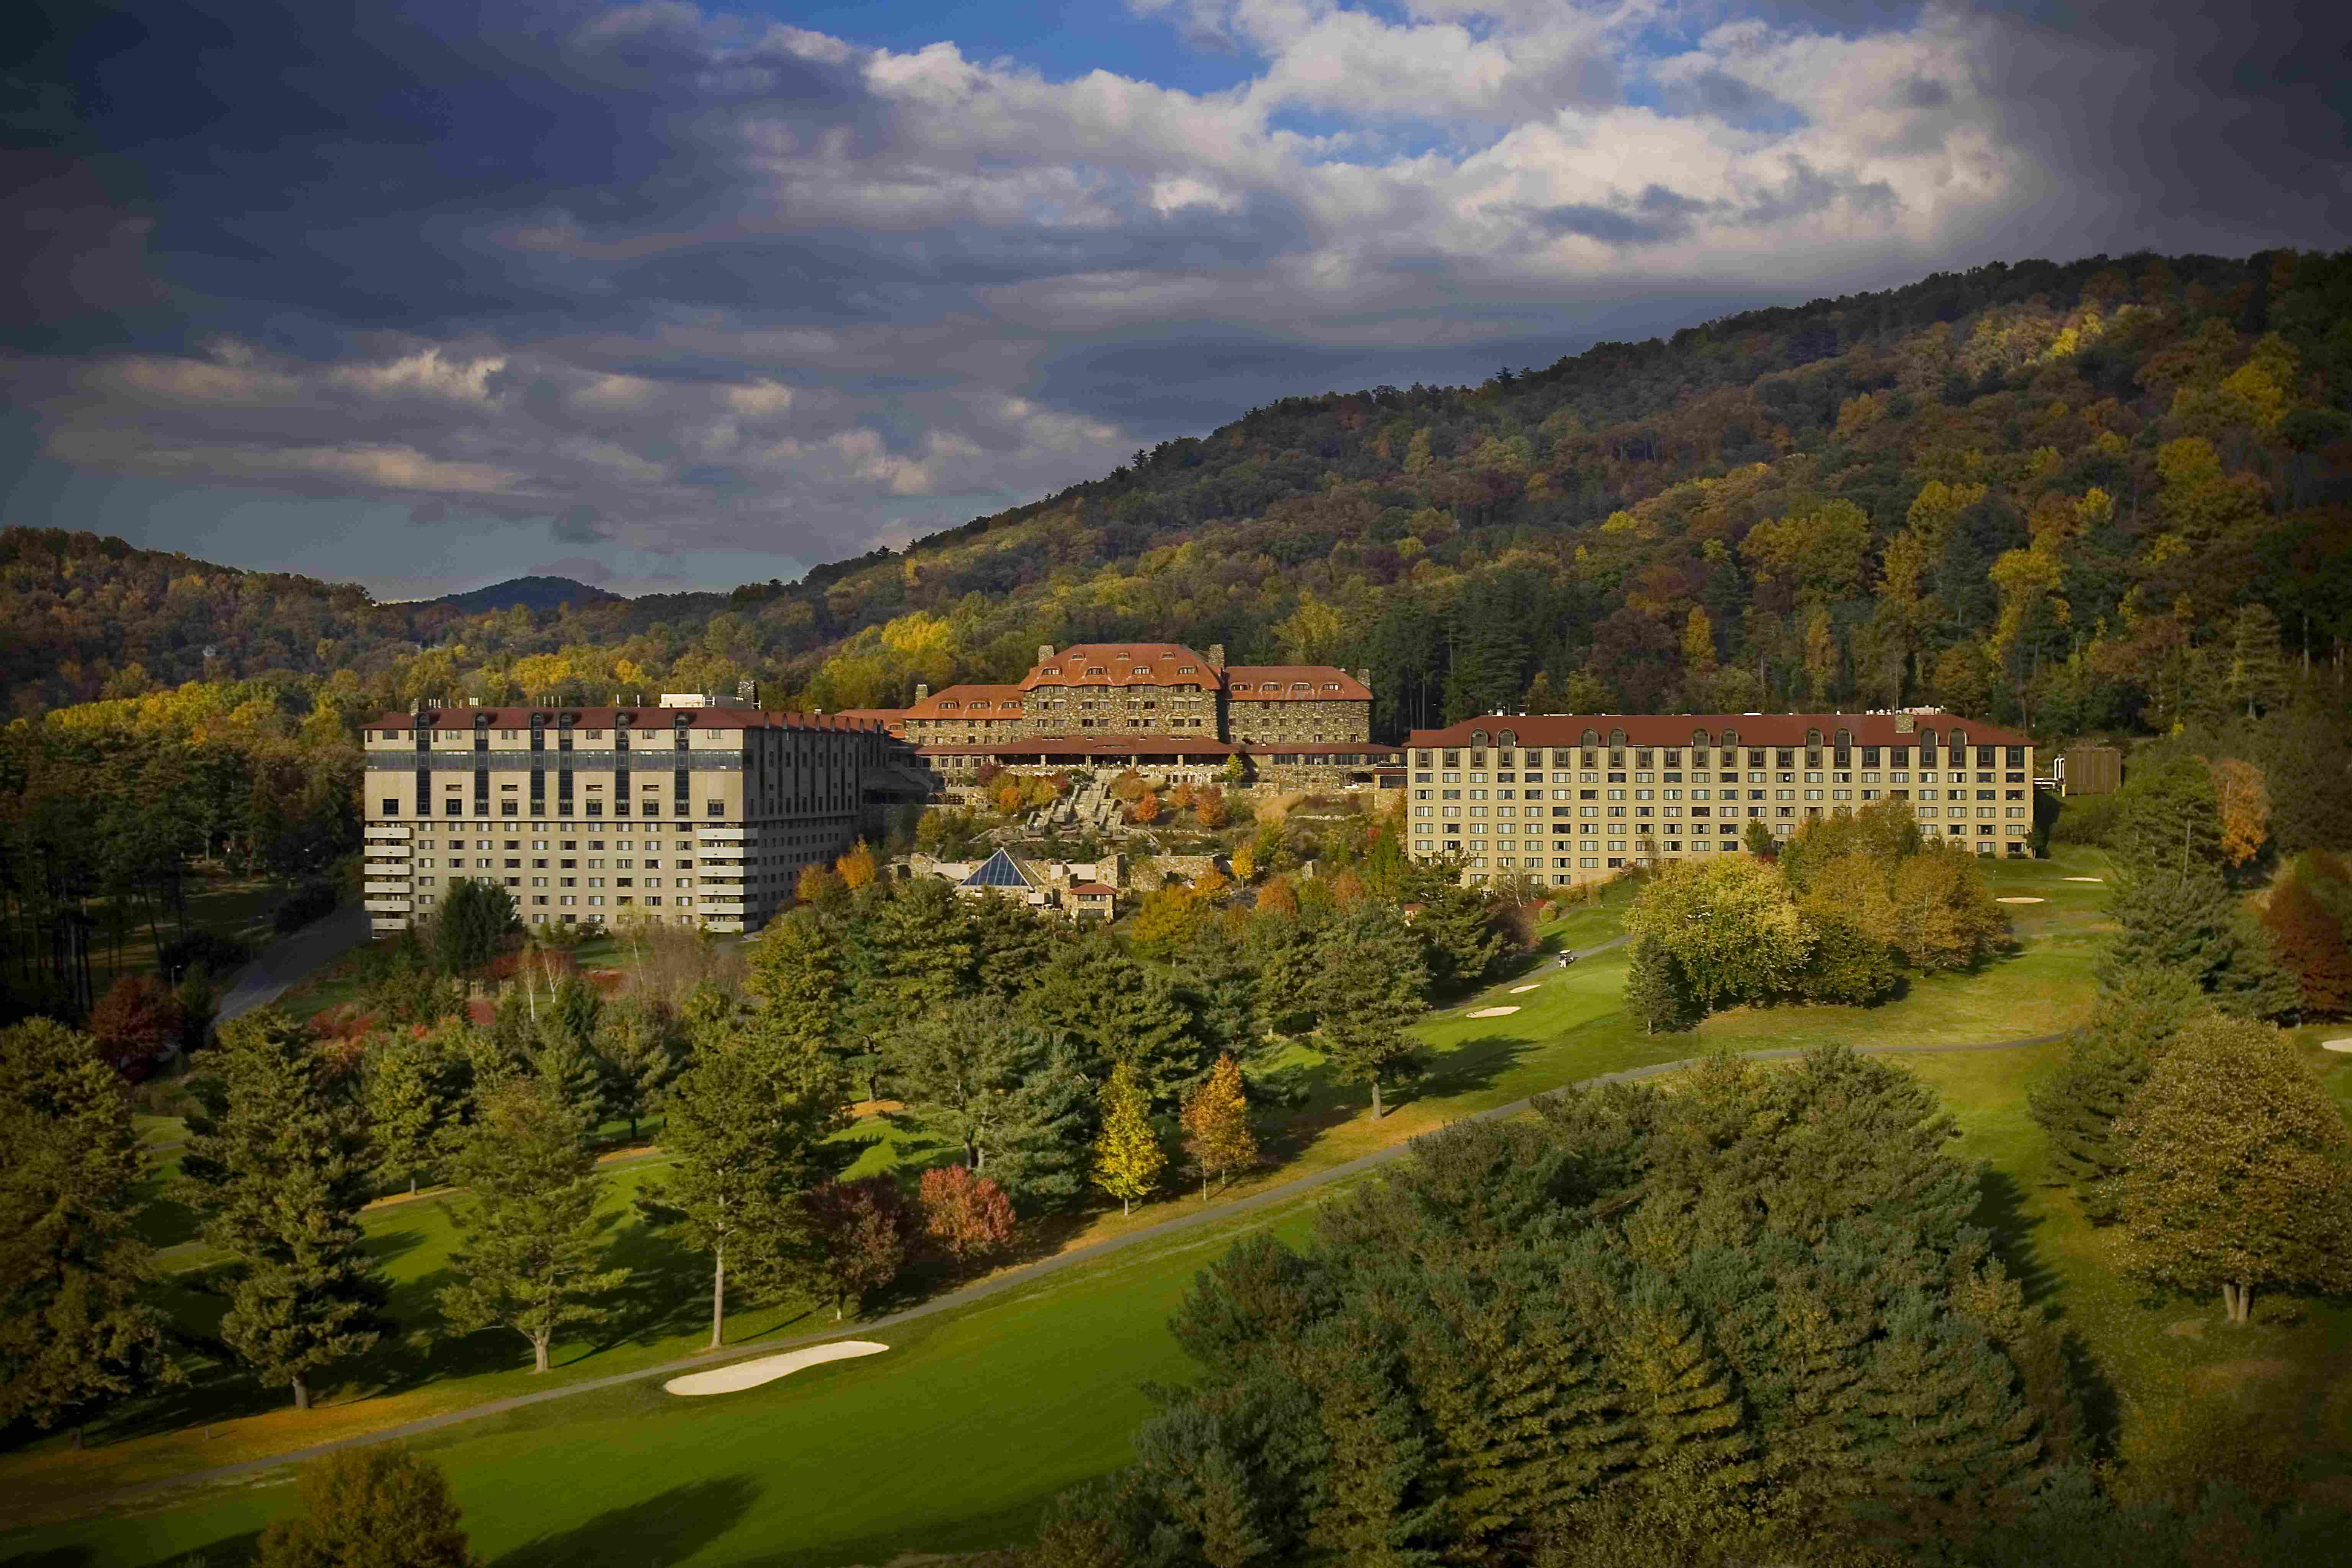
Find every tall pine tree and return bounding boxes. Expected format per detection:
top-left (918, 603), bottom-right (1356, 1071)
top-left (181, 1008), bottom-right (385, 1410)
top-left (437, 1076), bottom-right (629, 1373)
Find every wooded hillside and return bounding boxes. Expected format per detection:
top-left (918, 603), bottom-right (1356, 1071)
top-left (6, 249), bottom-right (2347, 740)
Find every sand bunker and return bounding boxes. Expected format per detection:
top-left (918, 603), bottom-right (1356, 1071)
top-left (2064, 876), bottom-right (2105, 882)
top-left (2323, 1039), bottom-right (2352, 1055)
top-left (664, 1341), bottom-right (887, 1396)
top-left (1467, 1006), bottom-right (1521, 1018)
top-left (1996, 896), bottom-right (2045, 904)
top-left (1509, 984), bottom-right (1541, 993)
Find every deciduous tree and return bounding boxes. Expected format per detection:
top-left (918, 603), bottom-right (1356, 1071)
top-left (920, 1164), bottom-right (1016, 1273)
top-left (804, 1176), bottom-right (916, 1319)
top-left (1179, 1054), bottom-right (1258, 1198)
top-left (1092, 1060), bottom-right (1165, 1216)
top-left (2117, 1015), bottom-right (2352, 1323)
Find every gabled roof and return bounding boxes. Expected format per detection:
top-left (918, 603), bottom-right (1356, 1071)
top-left (1020, 644), bottom-right (1218, 691)
top-left (1068, 881), bottom-right (1117, 896)
top-left (905, 683), bottom-right (1027, 718)
top-left (959, 849), bottom-right (1037, 890)
top-left (1225, 666), bottom-right (1373, 701)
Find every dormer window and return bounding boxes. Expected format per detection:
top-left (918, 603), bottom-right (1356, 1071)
top-left (1088, 666), bottom-right (1107, 676)
top-left (1291, 682), bottom-right (1310, 691)
top-left (1179, 665), bottom-right (1196, 674)
top-left (1323, 683), bottom-right (1338, 691)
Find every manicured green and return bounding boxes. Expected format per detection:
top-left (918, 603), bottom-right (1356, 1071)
top-left (1, 849), bottom-right (2123, 1559)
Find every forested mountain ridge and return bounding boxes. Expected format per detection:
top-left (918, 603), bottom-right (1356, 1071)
top-left (6, 248), bottom-right (2349, 742)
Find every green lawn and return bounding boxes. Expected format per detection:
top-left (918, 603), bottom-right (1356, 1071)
top-left (0, 1170), bottom-right (1352, 1564)
top-left (1, 849), bottom-right (2122, 1557)
top-left (1904, 1034), bottom-right (2352, 1511)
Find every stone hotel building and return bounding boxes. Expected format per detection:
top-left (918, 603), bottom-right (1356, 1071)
top-left (852, 642), bottom-right (1397, 789)
top-left (360, 696), bottom-right (923, 936)
top-left (1401, 711), bottom-right (2034, 887)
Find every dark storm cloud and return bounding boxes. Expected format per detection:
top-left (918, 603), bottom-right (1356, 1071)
top-left (0, 0), bottom-right (2345, 593)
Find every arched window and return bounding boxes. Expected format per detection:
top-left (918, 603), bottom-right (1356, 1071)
top-left (1499, 728), bottom-right (1517, 748)
top-left (1581, 728), bottom-right (1599, 748)
top-left (1609, 727), bottom-right (1626, 747)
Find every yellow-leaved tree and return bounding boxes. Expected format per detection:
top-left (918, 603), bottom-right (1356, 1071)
top-left (1179, 1054), bottom-right (1257, 1200)
top-left (1091, 1061), bottom-right (1165, 1217)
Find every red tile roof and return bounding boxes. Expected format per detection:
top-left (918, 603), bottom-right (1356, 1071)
top-left (1225, 666), bottom-right (1373, 701)
top-left (903, 683), bottom-right (1027, 719)
top-left (1067, 882), bottom-right (1117, 897)
top-left (366, 706), bottom-right (890, 733)
top-left (1020, 644), bottom-right (1219, 691)
top-left (1402, 712), bottom-right (2030, 749)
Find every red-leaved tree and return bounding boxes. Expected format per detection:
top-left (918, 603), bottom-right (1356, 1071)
top-left (85, 972), bottom-right (185, 1081)
top-left (918, 1165), bottom-right (1016, 1276)
top-left (803, 1176), bottom-right (917, 1320)
top-left (2263, 875), bottom-right (2352, 1018)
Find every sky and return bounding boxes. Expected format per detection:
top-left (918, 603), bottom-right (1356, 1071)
top-left (3, 1), bottom-right (2347, 600)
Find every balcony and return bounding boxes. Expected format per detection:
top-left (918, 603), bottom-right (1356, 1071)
top-left (364, 880), bottom-right (412, 895)
top-left (695, 843), bottom-right (746, 860)
top-left (697, 827), bottom-right (748, 842)
top-left (364, 824), bottom-right (412, 840)
top-left (364, 897), bottom-right (412, 913)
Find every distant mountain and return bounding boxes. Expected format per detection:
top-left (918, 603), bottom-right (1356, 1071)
top-left (429, 576), bottom-right (623, 614)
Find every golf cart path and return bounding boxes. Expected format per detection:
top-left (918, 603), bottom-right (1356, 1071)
top-left (216, 906), bottom-right (374, 1024)
top-left (88, 931), bottom-right (2063, 1512)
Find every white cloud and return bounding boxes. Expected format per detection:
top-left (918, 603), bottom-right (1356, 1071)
top-left (11, 0), bottom-right (2330, 577)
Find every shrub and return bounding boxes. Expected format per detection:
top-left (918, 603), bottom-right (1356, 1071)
top-left (256, 1445), bottom-right (474, 1568)
top-left (2048, 792), bottom-right (2125, 847)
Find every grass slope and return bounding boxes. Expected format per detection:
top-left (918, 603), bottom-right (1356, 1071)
top-left (0, 851), bottom-right (2116, 1557)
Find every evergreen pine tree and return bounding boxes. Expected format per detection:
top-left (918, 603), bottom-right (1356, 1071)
top-left (884, 997), bottom-right (1032, 1170)
top-left (1852, 1294), bottom-right (2039, 1543)
top-left (593, 996), bottom-right (682, 1140)
top-left (639, 1032), bottom-right (836, 1348)
top-left (1173, 920), bottom-right (1267, 1063)
top-left (743, 907), bottom-right (843, 1058)
top-left (1606, 1284), bottom-right (1760, 1533)
top-left (2101, 864), bottom-right (2295, 1016)
top-left (2027, 964), bottom-right (2201, 1217)
top-left (0, 1019), bottom-right (178, 1436)
top-left (436, 1076), bottom-right (629, 1373)
top-left (1092, 1060), bottom-right (1165, 1216)
top-left (363, 1026), bottom-right (461, 1195)
top-left (180, 1008), bottom-right (385, 1409)
top-left (987, 1042), bottom-right (1099, 1214)
top-left (1314, 906), bottom-right (1428, 1118)
top-left (1415, 885), bottom-right (1504, 993)
top-left (1623, 939), bottom-right (1703, 1034)
top-left (2225, 602), bottom-right (2289, 717)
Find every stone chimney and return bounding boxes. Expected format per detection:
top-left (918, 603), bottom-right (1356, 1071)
top-left (1037, 644), bottom-right (1055, 664)
top-left (1353, 668), bottom-right (1372, 690)
top-left (914, 683), bottom-right (930, 702)
top-left (1207, 643), bottom-right (1225, 668)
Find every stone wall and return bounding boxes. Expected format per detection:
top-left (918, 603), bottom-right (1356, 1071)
top-left (1225, 697), bottom-right (1371, 745)
top-left (1130, 853), bottom-right (1227, 891)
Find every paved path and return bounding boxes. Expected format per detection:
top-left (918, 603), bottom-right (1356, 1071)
top-left (85, 932), bottom-right (2058, 1512)
top-left (216, 905), bottom-right (373, 1024)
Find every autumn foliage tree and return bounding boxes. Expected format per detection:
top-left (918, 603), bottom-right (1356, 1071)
top-left (2261, 872), bottom-right (2352, 1018)
top-left (834, 839), bottom-right (877, 891)
top-left (918, 1165), bottom-right (1016, 1274)
top-left (1178, 1054), bottom-right (1258, 1199)
top-left (2207, 757), bottom-right (2270, 867)
top-left (805, 1176), bottom-right (916, 1318)
top-left (84, 972), bottom-right (185, 1081)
